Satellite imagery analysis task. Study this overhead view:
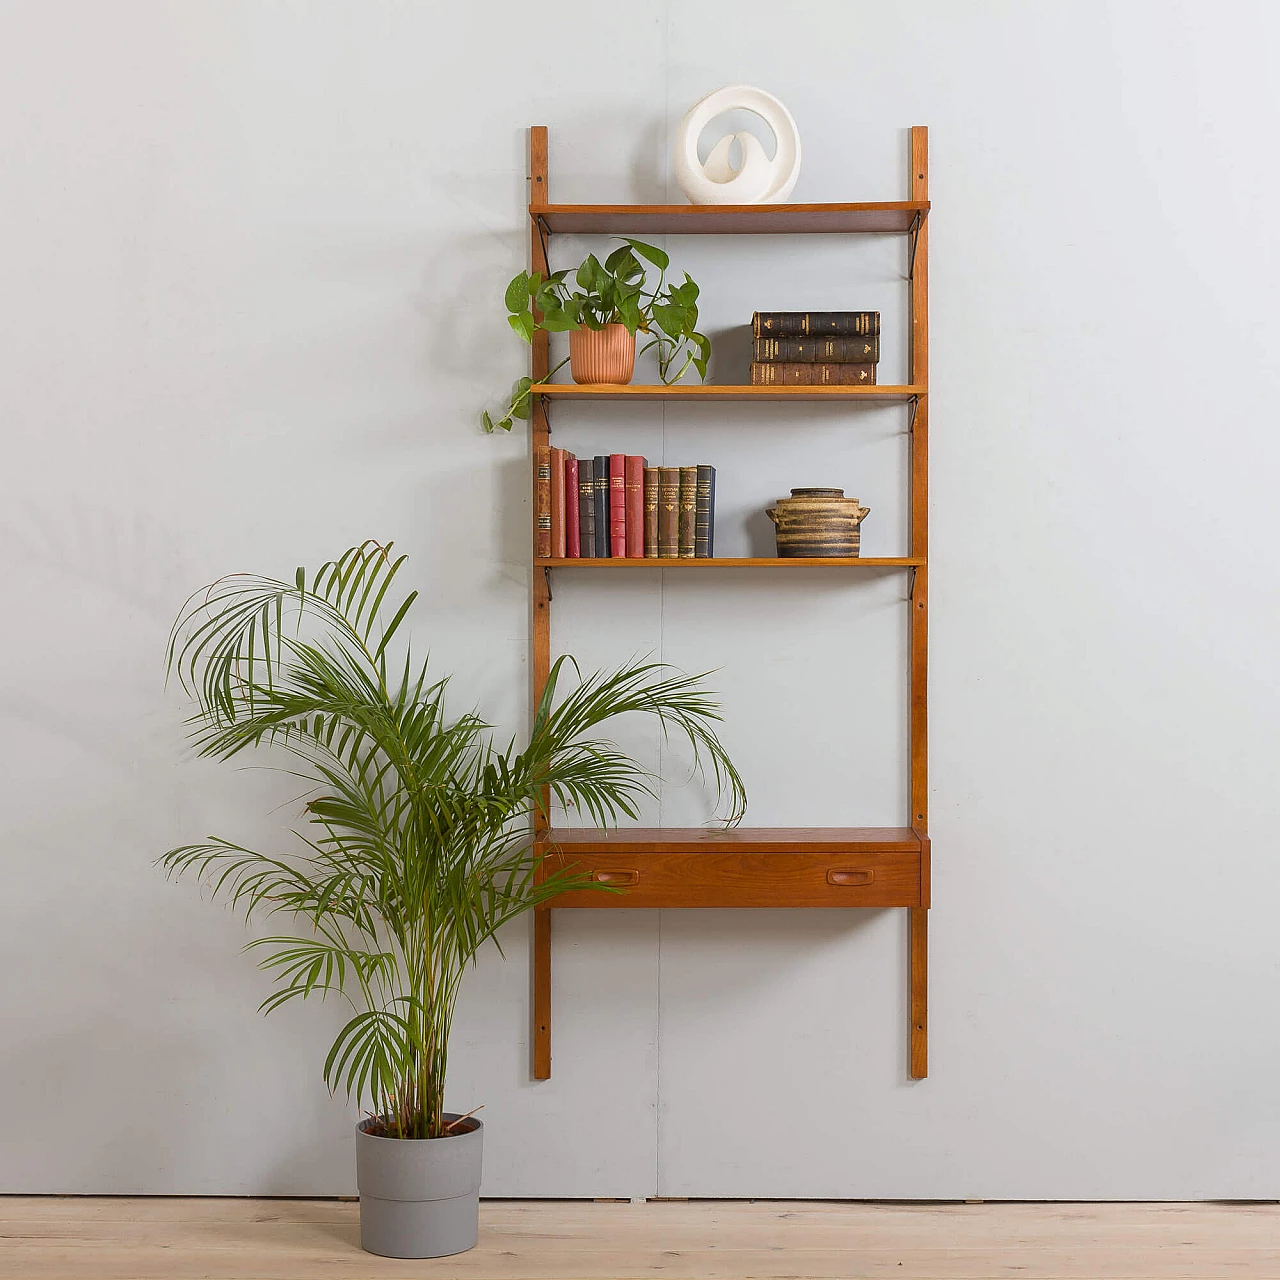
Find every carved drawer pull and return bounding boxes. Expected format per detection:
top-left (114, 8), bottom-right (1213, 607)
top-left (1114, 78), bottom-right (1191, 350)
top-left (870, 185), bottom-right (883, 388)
top-left (827, 868), bottom-right (874, 886)
top-left (594, 870), bottom-right (639, 886)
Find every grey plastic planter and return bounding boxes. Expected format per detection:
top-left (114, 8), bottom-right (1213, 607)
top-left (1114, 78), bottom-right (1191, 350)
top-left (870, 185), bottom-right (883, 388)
top-left (355, 1114), bottom-right (483, 1258)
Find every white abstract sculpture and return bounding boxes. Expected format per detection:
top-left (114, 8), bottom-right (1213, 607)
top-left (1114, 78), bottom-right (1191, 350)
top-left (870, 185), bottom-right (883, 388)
top-left (673, 85), bottom-right (802, 205)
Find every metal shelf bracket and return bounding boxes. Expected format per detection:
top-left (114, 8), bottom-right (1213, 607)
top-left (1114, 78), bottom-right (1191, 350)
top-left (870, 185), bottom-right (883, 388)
top-left (535, 215), bottom-right (551, 273)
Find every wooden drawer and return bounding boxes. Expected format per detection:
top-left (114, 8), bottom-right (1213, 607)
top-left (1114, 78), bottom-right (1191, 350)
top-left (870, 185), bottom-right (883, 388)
top-left (541, 851), bottom-right (922, 909)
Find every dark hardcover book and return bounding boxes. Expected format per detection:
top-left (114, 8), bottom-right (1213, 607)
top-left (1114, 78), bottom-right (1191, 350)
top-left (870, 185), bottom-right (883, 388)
top-left (678, 466), bottom-right (698, 559)
top-left (643, 467), bottom-right (659, 558)
top-left (753, 335), bottom-right (880, 363)
top-left (565, 455), bottom-right (580, 558)
top-left (577, 458), bottom-right (595, 560)
top-left (752, 311), bottom-right (880, 338)
top-left (534, 445), bottom-right (552, 559)
top-left (658, 467), bottom-right (680, 558)
top-left (751, 362), bottom-right (877, 386)
top-left (625, 456), bottom-right (646, 558)
top-left (694, 465), bottom-right (715, 559)
top-left (593, 454), bottom-right (610, 557)
top-left (609, 453), bottom-right (627, 559)
top-left (550, 446), bottom-right (566, 558)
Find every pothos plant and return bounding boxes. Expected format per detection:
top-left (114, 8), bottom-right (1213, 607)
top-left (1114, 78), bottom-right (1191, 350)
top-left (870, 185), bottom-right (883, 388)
top-left (482, 238), bottom-right (711, 433)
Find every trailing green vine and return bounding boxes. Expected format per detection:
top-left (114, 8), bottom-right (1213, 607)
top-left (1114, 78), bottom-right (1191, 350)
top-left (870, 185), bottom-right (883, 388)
top-left (483, 238), bottom-right (710, 433)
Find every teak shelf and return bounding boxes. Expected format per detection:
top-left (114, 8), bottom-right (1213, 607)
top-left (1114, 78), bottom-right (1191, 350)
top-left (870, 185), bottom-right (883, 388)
top-left (535, 557), bottom-right (923, 569)
top-left (535, 384), bottom-right (925, 403)
top-left (526, 125), bottom-right (930, 1082)
top-left (532, 202), bottom-right (928, 235)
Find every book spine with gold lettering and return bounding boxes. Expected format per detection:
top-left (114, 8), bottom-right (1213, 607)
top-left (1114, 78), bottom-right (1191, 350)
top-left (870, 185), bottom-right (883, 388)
top-left (658, 467), bottom-right (680, 558)
top-left (577, 458), bottom-right (595, 559)
top-left (753, 335), bottom-right (880, 362)
top-left (643, 466), bottom-right (659, 558)
top-left (694, 465), bottom-right (715, 558)
top-left (609, 453), bottom-right (627, 559)
top-left (625, 455), bottom-right (646, 558)
top-left (678, 466), bottom-right (698, 559)
top-left (534, 445), bottom-right (552, 559)
top-left (751, 362), bottom-right (877, 386)
top-left (752, 311), bottom-right (879, 338)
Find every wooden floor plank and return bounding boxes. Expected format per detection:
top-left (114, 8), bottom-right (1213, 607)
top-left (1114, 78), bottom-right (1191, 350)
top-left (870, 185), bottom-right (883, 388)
top-left (1, 1198), bottom-right (1278, 1280)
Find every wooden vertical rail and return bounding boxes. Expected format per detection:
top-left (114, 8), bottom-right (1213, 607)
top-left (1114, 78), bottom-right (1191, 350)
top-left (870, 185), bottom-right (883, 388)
top-left (529, 126), bottom-right (553, 1081)
top-left (908, 125), bottom-right (930, 1080)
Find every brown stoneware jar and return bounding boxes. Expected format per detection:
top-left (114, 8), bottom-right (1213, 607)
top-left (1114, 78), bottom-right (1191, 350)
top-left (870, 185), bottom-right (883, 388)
top-left (767, 487), bottom-right (871, 557)
top-left (568, 323), bottom-right (636, 384)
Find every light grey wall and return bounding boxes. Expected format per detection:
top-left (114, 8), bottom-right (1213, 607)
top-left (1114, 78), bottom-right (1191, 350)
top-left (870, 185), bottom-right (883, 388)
top-left (2, 0), bottom-right (1278, 1198)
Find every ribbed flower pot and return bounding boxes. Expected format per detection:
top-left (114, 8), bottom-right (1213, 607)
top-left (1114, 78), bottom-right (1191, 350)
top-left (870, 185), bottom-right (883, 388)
top-left (569, 323), bottom-right (636, 384)
top-left (355, 1115), bottom-right (483, 1259)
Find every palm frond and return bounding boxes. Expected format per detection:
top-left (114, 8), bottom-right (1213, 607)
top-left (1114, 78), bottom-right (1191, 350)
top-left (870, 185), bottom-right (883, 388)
top-left (161, 544), bottom-right (746, 1137)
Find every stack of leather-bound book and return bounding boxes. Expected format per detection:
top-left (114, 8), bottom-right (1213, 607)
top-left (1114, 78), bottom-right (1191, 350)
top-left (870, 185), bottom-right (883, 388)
top-left (749, 310), bottom-right (880, 386)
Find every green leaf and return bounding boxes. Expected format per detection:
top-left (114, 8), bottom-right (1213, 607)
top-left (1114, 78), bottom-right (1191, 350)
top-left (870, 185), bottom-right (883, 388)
top-left (616, 292), bottom-right (642, 333)
top-left (576, 254), bottom-right (603, 292)
top-left (373, 589), bottom-right (418, 660)
top-left (504, 272), bottom-right (531, 314)
top-left (651, 302), bottom-right (687, 339)
top-left (622, 237), bottom-right (669, 271)
top-left (692, 332), bottom-right (711, 380)
top-left (507, 311), bottom-right (536, 343)
top-left (540, 308), bottom-right (577, 333)
top-left (667, 277), bottom-right (699, 306)
top-left (603, 244), bottom-right (639, 278)
top-left (533, 280), bottom-right (562, 312)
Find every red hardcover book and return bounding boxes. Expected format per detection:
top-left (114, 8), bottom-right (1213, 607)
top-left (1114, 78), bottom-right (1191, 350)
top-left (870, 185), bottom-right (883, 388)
top-left (550, 446), bottom-right (566, 559)
top-left (565, 455), bottom-right (580, 558)
top-left (609, 453), bottom-right (627, 559)
top-left (624, 456), bottom-right (646, 557)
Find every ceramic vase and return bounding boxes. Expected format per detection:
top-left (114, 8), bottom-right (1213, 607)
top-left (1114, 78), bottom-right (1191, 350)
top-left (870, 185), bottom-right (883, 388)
top-left (767, 488), bottom-right (870, 558)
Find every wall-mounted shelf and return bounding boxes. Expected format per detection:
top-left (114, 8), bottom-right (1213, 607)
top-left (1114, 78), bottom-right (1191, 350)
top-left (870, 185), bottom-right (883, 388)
top-left (536, 557), bottom-right (924, 569)
top-left (535, 384), bottom-right (924, 403)
top-left (530, 202), bottom-right (928, 235)
top-left (526, 125), bottom-right (930, 1084)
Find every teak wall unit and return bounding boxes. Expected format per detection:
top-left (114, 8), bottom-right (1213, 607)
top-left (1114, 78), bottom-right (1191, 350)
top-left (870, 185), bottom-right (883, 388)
top-left (527, 125), bottom-right (930, 1081)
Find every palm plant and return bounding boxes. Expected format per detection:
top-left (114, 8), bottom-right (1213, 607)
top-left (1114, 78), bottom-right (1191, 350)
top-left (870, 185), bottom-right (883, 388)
top-left (160, 542), bottom-right (744, 1140)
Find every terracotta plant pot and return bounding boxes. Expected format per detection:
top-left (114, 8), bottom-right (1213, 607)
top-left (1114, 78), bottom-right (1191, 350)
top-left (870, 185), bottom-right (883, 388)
top-left (767, 488), bottom-right (871, 558)
top-left (569, 323), bottom-right (636, 384)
